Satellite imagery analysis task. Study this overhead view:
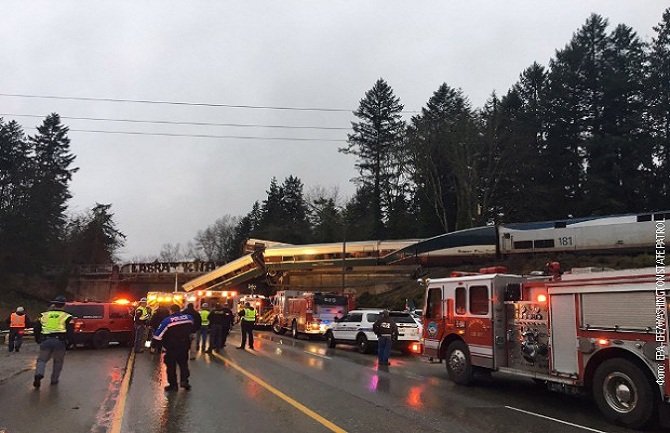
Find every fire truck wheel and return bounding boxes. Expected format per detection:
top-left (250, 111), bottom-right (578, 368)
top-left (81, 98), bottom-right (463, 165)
top-left (92, 330), bottom-right (110, 350)
top-left (291, 321), bottom-right (299, 339)
top-left (326, 331), bottom-right (336, 348)
top-left (272, 320), bottom-right (286, 335)
top-left (356, 334), bottom-right (371, 354)
top-left (592, 358), bottom-right (656, 429)
top-left (445, 340), bottom-right (473, 385)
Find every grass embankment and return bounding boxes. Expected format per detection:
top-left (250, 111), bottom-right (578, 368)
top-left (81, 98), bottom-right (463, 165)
top-left (357, 253), bottom-right (655, 311)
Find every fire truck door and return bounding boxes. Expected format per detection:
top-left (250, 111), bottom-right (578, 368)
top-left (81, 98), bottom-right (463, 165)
top-left (549, 294), bottom-right (578, 375)
top-left (422, 286), bottom-right (445, 358)
top-left (463, 284), bottom-right (494, 368)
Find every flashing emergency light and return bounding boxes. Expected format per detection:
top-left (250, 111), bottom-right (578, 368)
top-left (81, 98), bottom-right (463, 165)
top-left (187, 296), bottom-right (196, 302)
top-left (410, 343), bottom-right (422, 354)
top-left (174, 294), bottom-right (182, 299)
top-left (158, 296), bottom-right (165, 302)
top-left (113, 299), bottom-right (130, 305)
top-left (206, 291), bottom-right (212, 297)
top-left (537, 294), bottom-right (547, 303)
top-left (198, 291), bottom-right (203, 296)
top-left (230, 291), bottom-right (237, 297)
top-left (597, 338), bottom-right (610, 346)
top-left (148, 295), bottom-right (157, 301)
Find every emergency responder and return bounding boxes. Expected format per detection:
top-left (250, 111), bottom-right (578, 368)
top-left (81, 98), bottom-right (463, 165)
top-left (134, 298), bottom-right (151, 353)
top-left (237, 302), bottom-right (256, 350)
top-left (182, 303), bottom-right (201, 360)
top-left (196, 303), bottom-right (210, 352)
top-left (372, 309), bottom-right (398, 366)
top-left (206, 302), bottom-right (234, 352)
top-left (5, 306), bottom-right (31, 352)
top-left (32, 296), bottom-right (74, 388)
top-left (149, 305), bottom-right (170, 354)
top-left (153, 304), bottom-right (194, 391)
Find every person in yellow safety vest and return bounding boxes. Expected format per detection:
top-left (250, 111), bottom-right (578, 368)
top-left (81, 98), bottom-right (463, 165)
top-left (196, 303), bottom-right (210, 352)
top-left (237, 302), bottom-right (257, 350)
top-left (134, 298), bottom-right (152, 353)
top-left (32, 295), bottom-right (74, 388)
top-left (4, 306), bottom-right (31, 353)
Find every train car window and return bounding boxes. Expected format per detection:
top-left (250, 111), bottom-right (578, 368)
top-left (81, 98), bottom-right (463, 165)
top-left (637, 214), bottom-right (652, 222)
top-left (534, 239), bottom-right (555, 248)
top-left (469, 286), bottom-right (489, 315)
top-left (455, 287), bottom-right (466, 315)
top-left (425, 288), bottom-right (442, 319)
top-left (554, 221), bottom-right (566, 228)
top-left (513, 240), bottom-right (533, 249)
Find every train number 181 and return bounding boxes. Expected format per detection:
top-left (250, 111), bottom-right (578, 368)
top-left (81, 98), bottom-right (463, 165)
top-left (557, 236), bottom-right (574, 246)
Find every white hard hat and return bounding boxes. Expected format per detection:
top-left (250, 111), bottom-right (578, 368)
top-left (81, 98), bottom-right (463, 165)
top-left (140, 297), bottom-right (147, 302)
top-left (16, 306), bottom-right (24, 313)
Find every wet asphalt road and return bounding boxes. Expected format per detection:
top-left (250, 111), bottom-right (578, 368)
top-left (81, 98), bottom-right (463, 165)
top-left (0, 330), bottom-right (666, 433)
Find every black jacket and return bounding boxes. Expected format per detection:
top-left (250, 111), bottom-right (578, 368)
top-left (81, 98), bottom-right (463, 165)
top-left (209, 307), bottom-right (234, 328)
top-left (373, 316), bottom-right (398, 337)
top-left (153, 313), bottom-right (195, 351)
top-left (182, 306), bottom-right (201, 331)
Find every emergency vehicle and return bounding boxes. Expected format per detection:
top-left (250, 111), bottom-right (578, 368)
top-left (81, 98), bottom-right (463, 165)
top-left (232, 294), bottom-right (273, 326)
top-left (271, 291), bottom-right (356, 338)
top-left (146, 292), bottom-right (186, 311)
top-left (185, 290), bottom-right (237, 310)
top-left (421, 266), bottom-right (669, 428)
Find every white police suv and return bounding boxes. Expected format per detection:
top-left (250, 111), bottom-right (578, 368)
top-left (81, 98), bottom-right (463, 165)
top-left (325, 309), bottom-right (421, 354)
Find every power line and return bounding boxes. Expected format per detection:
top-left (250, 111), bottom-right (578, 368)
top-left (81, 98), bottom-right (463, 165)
top-left (25, 127), bottom-right (346, 142)
top-left (0, 92), bottom-right (354, 112)
top-left (1, 113), bottom-right (350, 131)
top-left (0, 92), bottom-right (419, 113)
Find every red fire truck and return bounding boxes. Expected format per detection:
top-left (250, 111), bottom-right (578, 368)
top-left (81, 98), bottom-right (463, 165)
top-left (271, 290), bottom-right (355, 338)
top-left (421, 266), bottom-right (669, 428)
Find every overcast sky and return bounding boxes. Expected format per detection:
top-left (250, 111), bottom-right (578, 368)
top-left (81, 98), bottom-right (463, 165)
top-left (2, 1), bottom-right (667, 261)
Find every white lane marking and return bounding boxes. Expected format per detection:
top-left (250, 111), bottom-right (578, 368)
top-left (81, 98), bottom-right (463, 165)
top-left (304, 350), bottom-right (332, 360)
top-left (504, 406), bottom-right (608, 433)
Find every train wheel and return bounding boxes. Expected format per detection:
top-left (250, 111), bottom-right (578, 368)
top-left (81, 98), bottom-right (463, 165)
top-left (592, 358), bottom-right (656, 429)
top-left (445, 340), bottom-right (473, 385)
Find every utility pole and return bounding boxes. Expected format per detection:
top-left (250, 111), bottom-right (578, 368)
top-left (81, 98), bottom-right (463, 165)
top-left (341, 217), bottom-right (347, 293)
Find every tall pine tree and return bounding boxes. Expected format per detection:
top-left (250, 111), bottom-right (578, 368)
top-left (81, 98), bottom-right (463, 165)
top-left (341, 78), bottom-right (406, 238)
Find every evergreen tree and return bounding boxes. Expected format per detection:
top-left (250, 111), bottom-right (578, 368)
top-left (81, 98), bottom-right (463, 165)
top-left (280, 175), bottom-right (311, 244)
top-left (584, 23), bottom-right (650, 213)
top-left (483, 64), bottom-right (549, 222)
top-left (0, 119), bottom-right (31, 270)
top-left (24, 114), bottom-right (78, 265)
top-left (647, 8), bottom-right (670, 208)
top-left (406, 83), bottom-right (479, 231)
top-left (310, 196), bottom-right (343, 243)
top-left (341, 78), bottom-right (406, 238)
top-left (67, 203), bottom-right (126, 264)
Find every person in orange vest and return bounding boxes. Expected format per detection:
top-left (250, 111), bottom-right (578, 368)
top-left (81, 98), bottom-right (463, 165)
top-left (4, 306), bottom-right (31, 352)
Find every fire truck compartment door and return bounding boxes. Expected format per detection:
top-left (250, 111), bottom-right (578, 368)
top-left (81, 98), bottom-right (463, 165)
top-left (549, 294), bottom-right (578, 375)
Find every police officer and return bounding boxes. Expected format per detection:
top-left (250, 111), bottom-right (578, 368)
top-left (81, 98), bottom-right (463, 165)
top-left (5, 306), bottom-right (30, 352)
top-left (196, 303), bottom-right (210, 352)
top-left (237, 302), bottom-right (257, 350)
top-left (33, 296), bottom-right (73, 388)
top-left (206, 302), bottom-right (234, 352)
top-left (372, 310), bottom-right (398, 366)
top-left (134, 298), bottom-right (151, 353)
top-left (154, 304), bottom-right (195, 391)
